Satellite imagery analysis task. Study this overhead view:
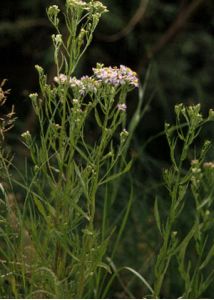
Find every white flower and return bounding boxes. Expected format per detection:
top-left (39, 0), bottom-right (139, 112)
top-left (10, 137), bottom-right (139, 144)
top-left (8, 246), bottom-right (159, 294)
top-left (54, 74), bottom-right (69, 84)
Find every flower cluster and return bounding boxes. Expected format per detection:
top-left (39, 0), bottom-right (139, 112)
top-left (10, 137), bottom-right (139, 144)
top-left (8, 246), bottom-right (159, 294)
top-left (54, 74), bottom-right (100, 95)
top-left (54, 74), bottom-right (70, 84)
top-left (21, 130), bottom-right (32, 146)
top-left (54, 64), bottom-right (139, 95)
top-left (67, 0), bottom-right (88, 9)
top-left (80, 76), bottom-right (100, 94)
top-left (47, 5), bottom-right (60, 17)
top-left (88, 1), bottom-right (108, 15)
top-left (92, 64), bottom-right (139, 88)
top-left (47, 5), bottom-right (61, 27)
top-left (203, 162), bottom-right (214, 169)
top-left (69, 77), bottom-right (83, 90)
top-left (66, 0), bottom-right (108, 14)
top-left (191, 159), bottom-right (202, 187)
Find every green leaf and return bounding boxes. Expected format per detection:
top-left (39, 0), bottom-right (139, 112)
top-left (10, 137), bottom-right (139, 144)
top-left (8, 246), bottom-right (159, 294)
top-left (75, 145), bottom-right (91, 163)
top-left (94, 107), bottom-right (103, 128)
top-left (154, 197), bottom-right (162, 235)
top-left (201, 269), bottom-right (214, 293)
top-left (197, 197), bottom-right (212, 210)
top-left (124, 267), bottom-right (154, 294)
top-left (74, 162), bottom-right (89, 200)
top-left (46, 202), bottom-right (56, 217)
top-left (199, 243), bottom-right (214, 270)
top-left (178, 223), bottom-right (197, 266)
top-left (111, 186), bottom-right (133, 258)
top-left (0, 183), bottom-right (6, 198)
top-left (97, 262), bottom-right (112, 273)
top-left (33, 196), bottom-right (48, 223)
top-left (99, 160), bottom-right (132, 185)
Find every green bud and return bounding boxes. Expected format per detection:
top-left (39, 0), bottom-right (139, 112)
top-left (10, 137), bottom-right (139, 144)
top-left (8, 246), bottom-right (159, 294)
top-left (174, 103), bottom-right (183, 117)
top-left (29, 93), bottom-right (38, 102)
top-left (21, 130), bottom-right (32, 146)
top-left (67, 0), bottom-right (89, 10)
top-left (120, 129), bottom-right (129, 143)
top-left (52, 34), bottom-right (62, 44)
top-left (47, 5), bottom-right (60, 16)
top-left (35, 65), bottom-right (44, 74)
top-left (208, 109), bottom-right (214, 120)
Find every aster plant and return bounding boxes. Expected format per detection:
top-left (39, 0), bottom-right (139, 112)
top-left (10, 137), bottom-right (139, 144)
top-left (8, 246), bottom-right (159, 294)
top-left (0, 0), bottom-right (139, 298)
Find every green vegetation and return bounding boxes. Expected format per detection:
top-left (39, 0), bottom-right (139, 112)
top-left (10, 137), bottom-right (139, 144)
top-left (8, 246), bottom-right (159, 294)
top-left (0, 0), bottom-right (214, 298)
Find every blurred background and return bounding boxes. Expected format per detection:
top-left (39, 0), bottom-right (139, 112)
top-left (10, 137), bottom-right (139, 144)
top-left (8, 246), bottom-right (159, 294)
top-left (1, 0), bottom-right (214, 297)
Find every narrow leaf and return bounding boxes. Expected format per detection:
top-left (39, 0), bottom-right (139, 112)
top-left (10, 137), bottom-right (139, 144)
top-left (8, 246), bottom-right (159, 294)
top-left (33, 196), bottom-right (48, 223)
top-left (199, 243), bottom-right (214, 270)
top-left (74, 162), bottom-right (89, 200)
top-left (95, 108), bottom-right (103, 128)
top-left (99, 160), bottom-right (132, 185)
top-left (124, 267), bottom-right (154, 294)
top-left (154, 197), bottom-right (162, 235)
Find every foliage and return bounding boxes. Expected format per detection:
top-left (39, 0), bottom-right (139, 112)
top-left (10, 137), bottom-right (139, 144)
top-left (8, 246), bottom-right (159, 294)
top-left (0, 0), bottom-right (214, 298)
top-left (153, 104), bottom-right (214, 298)
top-left (0, 1), bottom-right (139, 298)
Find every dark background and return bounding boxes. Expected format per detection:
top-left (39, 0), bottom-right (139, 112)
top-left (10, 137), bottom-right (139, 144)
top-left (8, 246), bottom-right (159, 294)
top-left (1, 0), bottom-right (214, 127)
top-left (1, 0), bottom-right (214, 297)
top-left (2, 0), bottom-right (213, 188)
top-left (1, 0), bottom-right (214, 118)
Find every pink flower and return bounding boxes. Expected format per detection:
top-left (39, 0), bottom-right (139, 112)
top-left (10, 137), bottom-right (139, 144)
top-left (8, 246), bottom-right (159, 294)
top-left (93, 65), bottom-right (139, 88)
top-left (117, 103), bottom-right (127, 111)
